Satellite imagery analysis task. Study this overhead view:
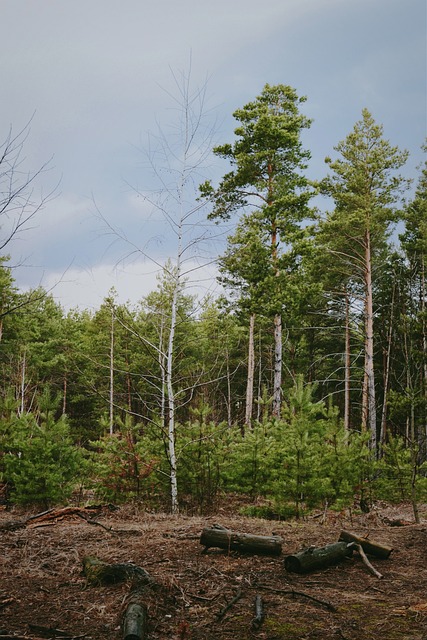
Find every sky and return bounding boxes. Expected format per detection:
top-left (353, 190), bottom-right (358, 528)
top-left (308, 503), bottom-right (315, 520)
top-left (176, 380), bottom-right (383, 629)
top-left (1, 0), bottom-right (426, 312)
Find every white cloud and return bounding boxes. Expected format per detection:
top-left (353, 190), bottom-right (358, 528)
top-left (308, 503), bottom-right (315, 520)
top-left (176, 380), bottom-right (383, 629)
top-left (41, 258), bottom-right (221, 312)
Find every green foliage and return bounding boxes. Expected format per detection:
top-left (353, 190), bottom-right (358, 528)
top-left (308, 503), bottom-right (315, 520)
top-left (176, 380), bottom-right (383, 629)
top-left (376, 435), bottom-right (427, 503)
top-left (176, 405), bottom-right (230, 513)
top-left (223, 420), bottom-right (277, 497)
top-left (89, 416), bottom-right (162, 504)
top-left (2, 391), bottom-right (85, 506)
top-left (222, 377), bottom-right (370, 516)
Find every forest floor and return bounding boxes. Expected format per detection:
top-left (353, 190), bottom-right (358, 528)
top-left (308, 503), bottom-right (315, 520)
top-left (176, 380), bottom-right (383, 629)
top-left (1, 499), bottom-right (427, 640)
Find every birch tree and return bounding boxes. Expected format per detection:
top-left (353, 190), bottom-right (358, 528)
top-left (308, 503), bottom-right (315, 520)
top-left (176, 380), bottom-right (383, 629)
top-left (100, 69), bottom-right (218, 512)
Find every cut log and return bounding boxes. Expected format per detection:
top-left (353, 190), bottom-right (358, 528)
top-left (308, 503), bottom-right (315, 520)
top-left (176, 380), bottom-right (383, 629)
top-left (284, 542), bottom-right (353, 574)
top-left (251, 594), bottom-right (264, 629)
top-left (200, 525), bottom-right (283, 556)
top-left (338, 530), bottom-right (393, 558)
top-left (123, 602), bottom-right (148, 640)
top-left (82, 556), bottom-right (154, 587)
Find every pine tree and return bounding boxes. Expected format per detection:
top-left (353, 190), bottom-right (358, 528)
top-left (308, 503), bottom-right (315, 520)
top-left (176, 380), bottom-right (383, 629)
top-left (201, 84), bottom-right (313, 417)
top-left (320, 109), bottom-right (409, 451)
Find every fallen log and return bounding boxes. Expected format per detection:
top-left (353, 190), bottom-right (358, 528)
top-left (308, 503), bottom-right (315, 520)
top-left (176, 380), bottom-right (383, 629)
top-left (284, 542), bottom-right (352, 574)
top-left (200, 525), bottom-right (283, 556)
top-left (122, 602), bottom-right (148, 640)
top-left (338, 530), bottom-right (393, 558)
top-left (82, 556), bottom-right (154, 587)
top-left (251, 594), bottom-right (264, 629)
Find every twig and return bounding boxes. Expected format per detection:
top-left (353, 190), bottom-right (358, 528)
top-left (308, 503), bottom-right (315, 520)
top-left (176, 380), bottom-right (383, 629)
top-left (74, 512), bottom-right (117, 534)
top-left (26, 508), bottom-right (56, 522)
top-left (28, 624), bottom-right (87, 638)
top-left (256, 584), bottom-right (336, 612)
top-left (0, 596), bottom-right (15, 610)
top-left (215, 588), bottom-right (243, 621)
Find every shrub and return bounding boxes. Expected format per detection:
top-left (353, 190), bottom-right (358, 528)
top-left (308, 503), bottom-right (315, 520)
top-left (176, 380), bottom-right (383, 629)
top-left (3, 410), bottom-right (85, 507)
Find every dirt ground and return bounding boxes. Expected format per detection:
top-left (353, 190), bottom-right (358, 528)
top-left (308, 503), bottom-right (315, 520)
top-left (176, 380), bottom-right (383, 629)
top-left (1, 500), bottom-right (427, 640)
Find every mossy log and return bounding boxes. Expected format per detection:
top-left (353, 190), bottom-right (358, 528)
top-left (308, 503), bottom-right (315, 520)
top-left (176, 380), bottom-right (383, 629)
top-left (82, 556), bottom-right (154, 587)
top-left (200, 525), bottom-right (283, 556)
top-left (284, 541), bottom-right (353, 574)
top-left (338, 530), bottom-right (393, 558)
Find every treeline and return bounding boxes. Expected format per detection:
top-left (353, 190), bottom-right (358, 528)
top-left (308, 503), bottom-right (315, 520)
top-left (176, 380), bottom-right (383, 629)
top-left (0, 84), bottom-right (426, 515)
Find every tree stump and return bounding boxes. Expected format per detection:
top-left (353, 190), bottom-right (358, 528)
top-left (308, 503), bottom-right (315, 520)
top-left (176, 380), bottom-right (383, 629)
top-left (284, 542), bottom-right (353, 574)
top-left (200, 525), bottom-right (283, 556)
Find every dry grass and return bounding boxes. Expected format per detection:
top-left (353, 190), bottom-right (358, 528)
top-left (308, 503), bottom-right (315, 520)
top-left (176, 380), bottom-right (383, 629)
top-left (1, 501), bottom-right (427, 639)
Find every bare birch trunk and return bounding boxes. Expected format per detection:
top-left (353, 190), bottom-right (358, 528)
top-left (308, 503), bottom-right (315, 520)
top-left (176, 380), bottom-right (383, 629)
top-left (159, 316), bottom-right (166, 425)
top-left (364, 231), bottom-right (377, 451)
top-left (62, 374), bottom-right (67, 415)
top-left (225, 349), bottom-right (232, 429)
top-left (109, 306), bottom-right (114, 435)
top-left (19, 349), bottom-right (26, 416)
top-left (421, 256), bottom-right (427, 456)
top-left (272, 313), bottom-right (282, 418)
top-left (167, 275), bottom-right (179, 515)
top-left (245, 313), bottom-right (255, 428)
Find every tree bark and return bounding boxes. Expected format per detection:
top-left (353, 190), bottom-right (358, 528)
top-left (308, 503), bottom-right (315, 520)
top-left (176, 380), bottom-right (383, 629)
top-left (200, 525), bottom-right (283, 556)
top-left (284, 542), bottom-right (352, 574)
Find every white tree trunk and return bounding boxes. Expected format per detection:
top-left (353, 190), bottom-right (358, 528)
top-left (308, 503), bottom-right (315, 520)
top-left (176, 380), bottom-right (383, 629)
top-left (245, 313), bottom-right (255, 428)
top-left (421, 256), bottom-right (427, 456)
top-left (167, 279), bottom-right (179, 515)
top-left (272, 313), bottom-right (282, 418)
top-left (364, 231), bottom-right (377, 451)
top-left (19, 349), bottom-right (26, 416)
top-left (226, 348), bottom-right (232, 429)
top-left (109, 306), bottom-right (114, 435)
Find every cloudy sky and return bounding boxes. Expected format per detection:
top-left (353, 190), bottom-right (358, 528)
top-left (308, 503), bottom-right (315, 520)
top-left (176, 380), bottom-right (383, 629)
top-left (2, 0), bottom-right (426, 311)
